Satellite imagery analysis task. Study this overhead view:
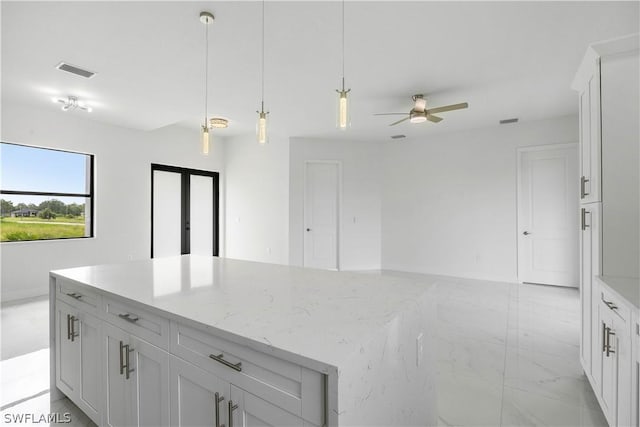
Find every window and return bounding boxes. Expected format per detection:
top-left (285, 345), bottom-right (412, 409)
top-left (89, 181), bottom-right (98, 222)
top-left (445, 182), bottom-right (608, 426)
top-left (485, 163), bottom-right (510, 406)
top-left (0, 142), bottom-right (94, 242)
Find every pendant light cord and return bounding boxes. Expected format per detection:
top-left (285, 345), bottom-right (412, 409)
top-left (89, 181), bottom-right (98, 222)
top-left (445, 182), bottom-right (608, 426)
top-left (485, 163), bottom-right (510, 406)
top-left (261, 0), bottom-right (265, 108)
top-left (204, 20), bottom-right (209, 126)
top-left (341, 0), bottom-right (345, 89)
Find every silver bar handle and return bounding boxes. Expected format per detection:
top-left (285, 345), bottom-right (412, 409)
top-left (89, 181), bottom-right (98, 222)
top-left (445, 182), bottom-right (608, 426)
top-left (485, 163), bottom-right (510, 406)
top-left (118, 313), bottom-right (140, 323)
top-left (603, 300), bottom-right (618, 311)
top-left (215, 392), bottom-right (225, 427)
top-left (66, 292), bottom-right (82, 300)
top-left (124, 344), bottom-right (134, 380)
top-left (580, 176), bottom-right (590, 199)
top-left (228, 400), bottom-right (238, 427)
top-left (67, 314), bottom-right (72, 340)
top-left (602, 323), bottom-right (607, 353)
top-left (119, 340), bottom-right (126, 375)
top-left (581, 208), bottom-right (590, 231)
top-left (606, 328), bottom-right (615, 357)
top-left (209, 354), bottom-right (242, 372)
top-left (70, 315), bottom-right (79, 342)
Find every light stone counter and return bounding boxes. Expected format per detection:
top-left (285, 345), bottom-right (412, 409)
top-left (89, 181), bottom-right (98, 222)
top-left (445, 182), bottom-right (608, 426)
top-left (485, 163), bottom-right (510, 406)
top-left (51, 255), bottom-right (437, 426)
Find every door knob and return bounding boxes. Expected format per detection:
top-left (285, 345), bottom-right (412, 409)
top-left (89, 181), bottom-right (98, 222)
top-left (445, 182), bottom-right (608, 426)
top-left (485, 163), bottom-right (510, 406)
top-left (523, 231), bottom-right (531, 235)
top-left (306, 228), bottom-right (311, 232)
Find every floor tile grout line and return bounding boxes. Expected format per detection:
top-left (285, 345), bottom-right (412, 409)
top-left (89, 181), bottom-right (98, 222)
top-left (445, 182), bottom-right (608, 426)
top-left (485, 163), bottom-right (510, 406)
top-left (498, 282), bottom-right (515, 427)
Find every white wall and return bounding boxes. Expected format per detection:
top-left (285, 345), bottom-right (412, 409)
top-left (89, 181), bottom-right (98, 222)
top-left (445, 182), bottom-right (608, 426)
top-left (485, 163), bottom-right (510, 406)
top-left (289, 137), bottom-right (382, 271)
top-left (381, 115), bottom-right (578, 282)
top-left (1, 103), bottom-right (225, 302)
top-left (223, 134), bottom-right (289, 265)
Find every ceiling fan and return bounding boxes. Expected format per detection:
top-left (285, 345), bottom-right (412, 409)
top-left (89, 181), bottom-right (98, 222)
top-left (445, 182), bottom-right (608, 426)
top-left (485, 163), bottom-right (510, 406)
top-left (375, 94), bottom-right (468, 126)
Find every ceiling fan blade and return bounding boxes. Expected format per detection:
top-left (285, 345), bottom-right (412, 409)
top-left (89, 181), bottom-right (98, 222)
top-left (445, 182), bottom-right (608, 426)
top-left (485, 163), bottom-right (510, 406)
top-left (426, 102), bottom-right (469, 115)
top-left (427, 114), bottom-right (443, 123)
top-left (389, 117), bottom-right (410, 126)
top-left (374, 113), bottom-right (409, 116)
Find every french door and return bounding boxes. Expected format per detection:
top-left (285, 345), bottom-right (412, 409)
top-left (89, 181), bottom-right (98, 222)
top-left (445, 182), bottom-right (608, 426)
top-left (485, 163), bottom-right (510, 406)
top-left (151, 164), bottom-right (219, 258)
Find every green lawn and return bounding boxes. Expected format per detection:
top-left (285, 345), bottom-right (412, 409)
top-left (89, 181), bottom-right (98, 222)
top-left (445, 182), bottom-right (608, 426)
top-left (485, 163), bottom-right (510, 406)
top-left (1, 217), bottom-right (86, 241)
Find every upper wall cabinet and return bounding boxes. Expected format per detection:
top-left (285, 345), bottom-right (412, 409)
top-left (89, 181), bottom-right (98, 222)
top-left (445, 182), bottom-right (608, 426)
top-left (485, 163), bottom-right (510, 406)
top-left (572, 34), bottom-right (640, 278)
top-left (575, 55), bottom-right (601, 204)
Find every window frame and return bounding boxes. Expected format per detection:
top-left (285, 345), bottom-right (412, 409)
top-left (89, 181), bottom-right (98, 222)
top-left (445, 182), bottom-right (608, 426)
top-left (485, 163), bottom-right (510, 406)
top-left (0, 142), bottom-right (95, 242)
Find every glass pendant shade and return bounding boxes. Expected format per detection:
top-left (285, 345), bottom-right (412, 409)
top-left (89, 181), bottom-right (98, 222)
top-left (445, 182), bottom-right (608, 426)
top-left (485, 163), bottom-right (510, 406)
top-left (257, 111), bottom-right (268, 144)
top-left (337, 89), bottom-right (350, 129)
top-left (201, 125), bottom-right (210, 155)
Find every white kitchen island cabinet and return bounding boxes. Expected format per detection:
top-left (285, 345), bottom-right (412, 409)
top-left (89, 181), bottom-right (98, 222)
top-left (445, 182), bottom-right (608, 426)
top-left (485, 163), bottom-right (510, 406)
top-left (50, 255), bottom-right (437, 427)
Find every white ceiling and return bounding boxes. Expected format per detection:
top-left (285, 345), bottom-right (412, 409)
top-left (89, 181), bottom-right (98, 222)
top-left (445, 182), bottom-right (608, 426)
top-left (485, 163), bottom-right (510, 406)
top-left (2, 1), bottom-right (638, 142)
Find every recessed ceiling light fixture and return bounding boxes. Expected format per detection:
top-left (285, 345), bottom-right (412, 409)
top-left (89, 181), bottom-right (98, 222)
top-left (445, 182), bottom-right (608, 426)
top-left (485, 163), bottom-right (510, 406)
top-left (52, 96), bottom-right (92, 112)
top-left (200, 11), bottom-right (214, 155)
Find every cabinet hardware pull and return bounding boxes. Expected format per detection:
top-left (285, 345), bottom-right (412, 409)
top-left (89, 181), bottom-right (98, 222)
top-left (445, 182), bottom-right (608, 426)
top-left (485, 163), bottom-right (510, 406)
top-left (602, 323), bottom-right (607, 353)
top-left (66, 292), bottom-right (82, 300)
top-left (67, 314), bottom-right (72, 341)
top-left (69, 315), bottom-right (79, 342)
top-left (581, 208), bottom-right (590, 231)
top-left (214, 392), bottom-right (225, 427)
top-left (119, 341), bottom-right (126, 375)
top-left (209, 354), bottom-right (242, 372)
top-left (606, 328), bottom-right (615, 357)
top-left (124, 344), bottom-right (135, 380)
top-left (118, 313), bottom-right (140, 323)
top-left (228, 400), bottom-right (238, 427)
top-left (603, 300), bottom-right (618, 311)
top-left (580, 176), bottom-right (590, 198)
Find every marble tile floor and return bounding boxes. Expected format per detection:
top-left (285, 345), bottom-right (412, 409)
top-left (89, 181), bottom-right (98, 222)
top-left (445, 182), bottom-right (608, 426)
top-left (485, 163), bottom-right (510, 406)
top-left (0, 274), bottom-right (607, 426)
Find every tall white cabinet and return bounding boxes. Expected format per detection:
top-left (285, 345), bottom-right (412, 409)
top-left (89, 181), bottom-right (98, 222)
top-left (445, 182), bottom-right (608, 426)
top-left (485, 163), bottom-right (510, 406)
top-left (573, 33), bottom-right (640, 427)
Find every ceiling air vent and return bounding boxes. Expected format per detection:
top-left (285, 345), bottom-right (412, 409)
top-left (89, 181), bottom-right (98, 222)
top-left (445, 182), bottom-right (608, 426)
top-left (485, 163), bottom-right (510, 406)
top-left (499, 118), bottom-right (519, 125)
top-left (56, 62), bottom-right (96, 79)
top-left (391, 134), bottom-right (406, 140)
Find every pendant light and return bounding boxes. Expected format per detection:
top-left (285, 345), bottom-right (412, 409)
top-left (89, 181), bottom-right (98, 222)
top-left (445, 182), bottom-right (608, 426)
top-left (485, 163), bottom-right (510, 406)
top-left (200, 11), bottom-right (214, 155)
top-left (336, 0), bottom-right (350, 129)
top-left (256, 0), bottom-right (269, 144)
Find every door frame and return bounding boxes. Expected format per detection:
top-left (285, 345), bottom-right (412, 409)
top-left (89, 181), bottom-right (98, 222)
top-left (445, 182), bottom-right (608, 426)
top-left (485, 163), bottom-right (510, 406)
top-left (151, 164), bottom-right (219, 258)
top-left (303, 160), bottom-right (342, 271)
top-left (515, 142), bottom-right (578, 284)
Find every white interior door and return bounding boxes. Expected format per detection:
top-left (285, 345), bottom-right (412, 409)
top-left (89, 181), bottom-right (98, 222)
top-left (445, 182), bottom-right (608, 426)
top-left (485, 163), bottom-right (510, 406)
top-left (304, 162), bottom-right (339, 270)
top-left (189, 175), bottom-right (214, 256)
top-left (153, 170), bottom-right (182, 258)
top-left (517, 145), bottom-right (579, 287)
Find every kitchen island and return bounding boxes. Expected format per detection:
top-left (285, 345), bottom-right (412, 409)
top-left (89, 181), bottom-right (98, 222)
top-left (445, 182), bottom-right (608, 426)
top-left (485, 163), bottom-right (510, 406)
top-left (50, 255), bottom-right (437, 426)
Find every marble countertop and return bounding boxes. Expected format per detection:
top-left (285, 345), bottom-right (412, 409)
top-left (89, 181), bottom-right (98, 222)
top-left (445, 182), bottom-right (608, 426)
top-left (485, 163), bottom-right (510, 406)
top-left (51, 255), bottom-right (436, 370)
top-left (597, 275), bottom-right (640, 310)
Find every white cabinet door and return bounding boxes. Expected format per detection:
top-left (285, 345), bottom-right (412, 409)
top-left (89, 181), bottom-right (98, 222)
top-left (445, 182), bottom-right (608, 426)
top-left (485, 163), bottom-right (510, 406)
top-left (229, 384), bottom-right (305, 427)
top-left (103, 322), bottom-right (170, 427)
top-left (130, 336), bottom-right (170, 427)
top-left (104, 323), bottom-right (131, 427)
top-left (55, 300), bottom-right (102, 425)
top-left (581, 203), bottom-right (601, 378)
top-left (613, 313), bottom-right (633, 427)
top-left (56, 300), bottom-right (80, 397)
top-left (77, 310), bottom-right (102, 424)
top-left (599, 303), bottom-right (618, 425)
top-left (578, 63), bottom-right (602, 204)
top-left (170, 355), bottom-right (228, 427)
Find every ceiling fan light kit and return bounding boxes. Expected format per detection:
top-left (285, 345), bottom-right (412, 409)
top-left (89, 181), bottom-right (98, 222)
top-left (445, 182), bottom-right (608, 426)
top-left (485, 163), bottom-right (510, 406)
top-left (52, 95), bottom-right (92, 113)
top-left (376, 94), bottom-right (469, 127)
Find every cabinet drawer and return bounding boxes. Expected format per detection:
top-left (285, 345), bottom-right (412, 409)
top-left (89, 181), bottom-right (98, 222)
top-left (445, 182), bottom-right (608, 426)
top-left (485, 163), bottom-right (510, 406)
top-left (600, 286), bottom-right (631, 325)
top-left (103, 297), bottom-right (169, 349)
top-left (56, 279), bottom-right (101, 311)
top-left (170, 322), bottom-right (324, 426)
